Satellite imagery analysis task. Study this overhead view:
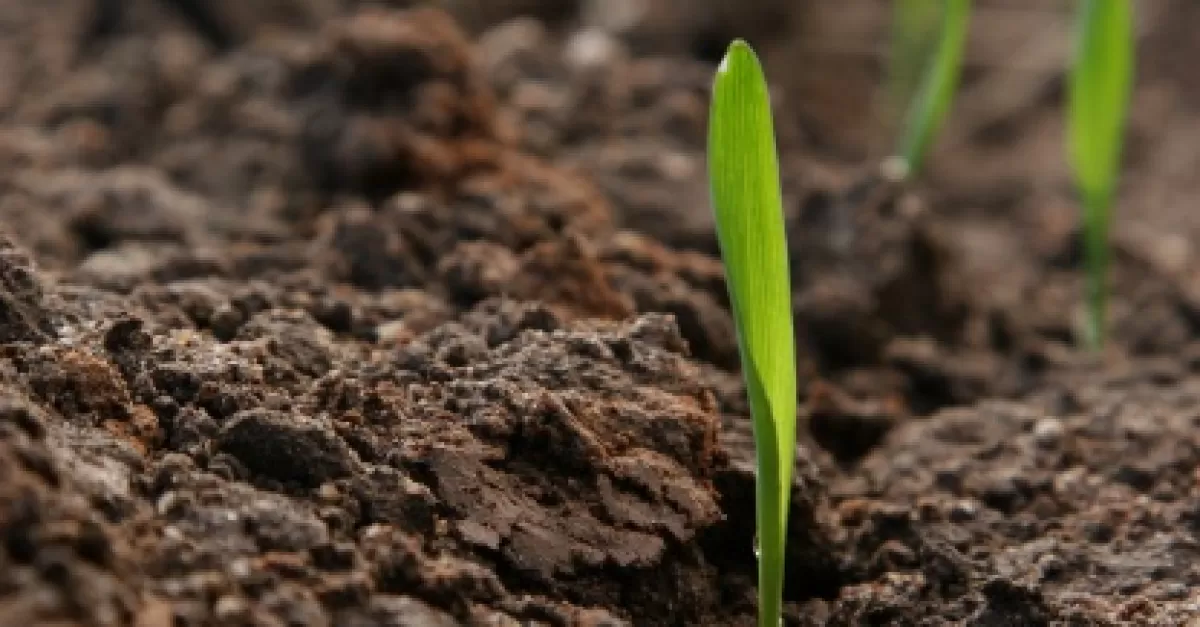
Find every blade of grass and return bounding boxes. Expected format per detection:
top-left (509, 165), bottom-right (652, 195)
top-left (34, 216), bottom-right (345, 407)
top-left (888, 0), bottom-right (943, 139)
top-left (1067, 0), bottom-right (1133, 349)
top-left (708, 40), bottom-right (796, 627)
top-left (896, 0), bottom-right (972, 178)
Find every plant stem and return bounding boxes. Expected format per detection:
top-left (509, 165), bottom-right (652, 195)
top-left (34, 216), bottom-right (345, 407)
top-left (756, 505), bottom-right (786, 626)
top-left (1083, 193), bottom-right (1110, 350)
top-left (755, 419), bottom-right (787, 627)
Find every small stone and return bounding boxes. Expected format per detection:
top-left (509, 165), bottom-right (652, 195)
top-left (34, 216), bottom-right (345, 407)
top-left (565, 29), bottom-right (622, 71)
top-left (880, 155), bottom-right (910, 183)
top-left (214, 595), bottom-right (249, 622)
top-left (1032, 418), bottom-right (1063, 449)
top-left (948, 499), bottom-right (978, 523)
top-left (228, 558), bottom-right (252, 580)
top-left (317, 482), bottom-right (340, 503)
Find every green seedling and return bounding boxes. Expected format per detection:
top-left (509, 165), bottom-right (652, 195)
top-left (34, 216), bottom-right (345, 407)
top-left (708, 40), bottom-right (797, 627)
top-left (888, 0), bottom-right (943, 142)
top-left (1067, 0), bottom-right (1133, 349)
top-left (893, 0), bottom-right (972, 178)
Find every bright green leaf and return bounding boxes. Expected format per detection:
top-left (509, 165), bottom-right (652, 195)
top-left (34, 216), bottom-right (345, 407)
top-left (1067, 0), bottom-right (1133, 348)
top-left (708, 39), bottom-right (797, 627)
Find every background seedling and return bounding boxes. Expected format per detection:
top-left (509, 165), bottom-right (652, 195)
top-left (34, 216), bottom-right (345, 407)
top-left (889, 0), bottom-right (942, 106)
top-left (892, 0), bottom-right (971, 178)
top-left (1067, 0), bottom-right (1133, 349)
top-left (708, 40), bottom-right (797, 627)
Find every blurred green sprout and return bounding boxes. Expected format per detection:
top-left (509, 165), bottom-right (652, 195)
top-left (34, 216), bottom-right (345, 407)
top-left (890, 0), bottom-right (1134, 348)
top-left (1067, 0), bottom-right (1133, 349)
top-left (890, 0), bottom-right (971, 178)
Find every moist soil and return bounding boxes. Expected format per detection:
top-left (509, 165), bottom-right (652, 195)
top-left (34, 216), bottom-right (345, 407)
top-left (1, 1), bottom-right (1199, 625)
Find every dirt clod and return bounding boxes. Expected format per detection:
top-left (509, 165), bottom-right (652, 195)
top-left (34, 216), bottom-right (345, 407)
top-left (218, 409), bottom-right (358, 487)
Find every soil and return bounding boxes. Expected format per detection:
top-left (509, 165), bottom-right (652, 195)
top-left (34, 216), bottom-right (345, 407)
top-left (2, 0), bottom-right (1200, 625)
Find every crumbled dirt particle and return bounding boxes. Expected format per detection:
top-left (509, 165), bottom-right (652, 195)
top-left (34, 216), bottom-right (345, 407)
top-left (217, 409), bottom-right (358, 487)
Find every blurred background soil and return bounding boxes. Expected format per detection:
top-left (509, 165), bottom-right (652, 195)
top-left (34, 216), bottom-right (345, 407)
top-left (1, 0), bottom-right (1200, 625)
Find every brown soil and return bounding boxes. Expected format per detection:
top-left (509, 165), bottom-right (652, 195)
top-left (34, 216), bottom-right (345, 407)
top-left (2, 0), bottom-right (1200, 625)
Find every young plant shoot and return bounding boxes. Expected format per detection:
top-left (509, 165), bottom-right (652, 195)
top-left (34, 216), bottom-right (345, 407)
top-left (708, 40), bottom-right (797, 627)
top-left (889, 0), bottom-right (943, 132)
top-left (894, 0), bottom-right (971, 178)
top-left (1067, 0), bottom-right (1133, 349)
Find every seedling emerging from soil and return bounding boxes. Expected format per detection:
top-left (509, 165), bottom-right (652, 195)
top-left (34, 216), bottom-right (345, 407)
top-left (1067, 0), bottom-right (1133, 349)
top-left (892, 0), bottom-right (971, 178)
top-left (888, 0), bottom-right (942, 124)
top-left (708, 40), bottom-right (797, 627)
